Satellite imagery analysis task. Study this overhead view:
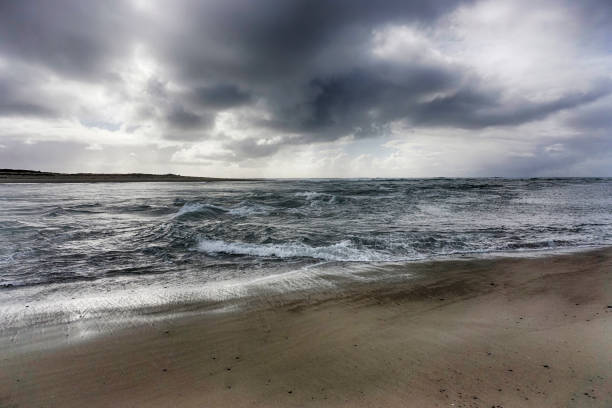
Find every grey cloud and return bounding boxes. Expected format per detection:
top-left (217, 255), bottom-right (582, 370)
top-left (0, 101), bottom-right (57, 118)
top-left (165, 105), bottom-right (212, 131)
top-left (163, 107), bottom-right (216, 141)
top-left (133, 0), bottom-right (483, 144)
top-left (565, 97), bottom-right (612, 132)
top-left (480, 135), bottom-right (612, 177)
top-left (0, 139), bottom-right (178, 173)
top-left (146, 77), bottom-right (168, 99)
top-left (140, 0), bottom-right (611, 153)
top-left (190, 85), bottom-right (252, 109)
top-left (152, 0), bottom-right (472, 81)
top-left (223, 138), bottom-right (282, 160)
top-left (0, 0), bottom-right (136, 80)
top-left (253, 64), bottom-right (459, 140)
top-left (0, 72), bottom-right (59, 118)
top-left (567, 0), bottom-right (612, 46)
top-left (256, 67), bottom-right (611, 144)
top-left (0, 140), bottom-right (91, 171)
top-left (411, 83), bottom-right (612, 129)
top-left (136, 79), bottom-right (217, 140)
top-left (1, 0), bottom-right (611, 167)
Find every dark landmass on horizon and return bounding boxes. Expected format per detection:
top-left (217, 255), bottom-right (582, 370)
top-left (0, 169), bottom-right (249, 183)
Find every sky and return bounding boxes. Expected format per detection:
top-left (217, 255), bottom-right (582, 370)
top-left (0, 0), bottom-right (611, 177)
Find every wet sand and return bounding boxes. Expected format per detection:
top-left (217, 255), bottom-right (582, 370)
top-left (1, 249), bottom-right (612, 407)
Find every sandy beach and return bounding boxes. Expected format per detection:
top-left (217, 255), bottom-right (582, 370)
top-left (1, 249), bottom-right (611, 407)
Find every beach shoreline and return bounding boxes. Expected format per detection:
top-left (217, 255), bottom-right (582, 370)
top-left (2, 248), bottom-right (612, 407)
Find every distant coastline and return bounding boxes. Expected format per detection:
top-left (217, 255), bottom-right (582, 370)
top-left (0, 169), bottom-right (249, 183)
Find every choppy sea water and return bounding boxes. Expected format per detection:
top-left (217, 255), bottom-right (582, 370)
top-left (1, 178), bottom-right (612, 332)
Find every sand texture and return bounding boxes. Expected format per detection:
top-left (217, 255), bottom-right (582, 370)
top-left (1, 250), bottom-right (611, 407)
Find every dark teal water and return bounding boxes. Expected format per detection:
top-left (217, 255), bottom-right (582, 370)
top-left (2, 178), bottom-right (612, 289)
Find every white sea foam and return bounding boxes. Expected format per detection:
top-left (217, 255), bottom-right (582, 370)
top-left (295, 191), bottom-right (337, 208)
top-left (175, 202), bottom-right (203, 216)
top-left (227, 203), bottom-right (271, 216)
top-left (295, 191), bottom-right (333, 200)
top-left (174, 202), bottom-right (227, 217)
top-left (175, 202), bottom-right (270, 218)
top-left (197, 238), bottom-right (392, 261)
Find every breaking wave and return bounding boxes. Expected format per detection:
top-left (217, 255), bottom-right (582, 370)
top-left (174, 202), bottom-right (272, 218)
top-left (2, 178), bottom-right (612, 288)
top-left (175, 202), bottom-right (227, 217)
top-left (197, 238), bottom-right (393, 261)
top-left (295, 191), bottom-right (330, 199)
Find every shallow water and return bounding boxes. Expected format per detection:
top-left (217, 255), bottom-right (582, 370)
top-left (1, 178), bottom-right (612, 329)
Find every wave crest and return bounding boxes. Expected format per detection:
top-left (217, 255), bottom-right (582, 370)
top-left (175, 201), bottom-right (272, 218)
top-left (174, 203), bottom-right (227, 217)
top-left (295, 191), bottom-right (334, 200)
top-left (197, 239), bottom-right (392, 261)
top-left (227, 202), bottom-right (271, 216)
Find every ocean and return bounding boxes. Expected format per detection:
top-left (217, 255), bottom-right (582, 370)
top-left (1, 178), bottom-right (612, 328)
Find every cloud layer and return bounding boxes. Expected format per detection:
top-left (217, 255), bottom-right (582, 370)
top-left (0, 0), bottom-right (611, 176)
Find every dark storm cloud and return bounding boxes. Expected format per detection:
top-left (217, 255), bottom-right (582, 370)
top-left (140, 0), bottom-right (611, 149)
top-left (139, 78), bottom-right (216, 140)
top-left (162, 106), bottom-right (215, 141)
top-left (1, 0), bottom-right (611, 163)
top-left (411, 83), bottom-right (612, 129)
top-left (117, 0), bottom-right (481, 144)
top-left (151, 0), bottom-right (473, 81)
top-left (165, 105), bottom-right (211, 131)
top-left (0, 0), bottom-right (135, 80)
top-left (0, 98), bottom-right (57, 118)
top-left (565, 98), bottom-right (612, 132)
top-left (190, 85), bottom-right (252, 109)
top-left (0, 72), bottom-right (59, 118)
top-left (245, 67), bottom-right (610, 148)
top-left (250, 63), bottom-right (460, 143)
top-left (135, 0), bottom-right (488, 144)
top-left (224, 138), bottom-right (282, 160)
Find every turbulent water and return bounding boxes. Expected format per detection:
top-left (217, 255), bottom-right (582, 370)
top-left (2, 178), bottom-right (612, 289)
top-left (1, 178), bottom-right (612, 330)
